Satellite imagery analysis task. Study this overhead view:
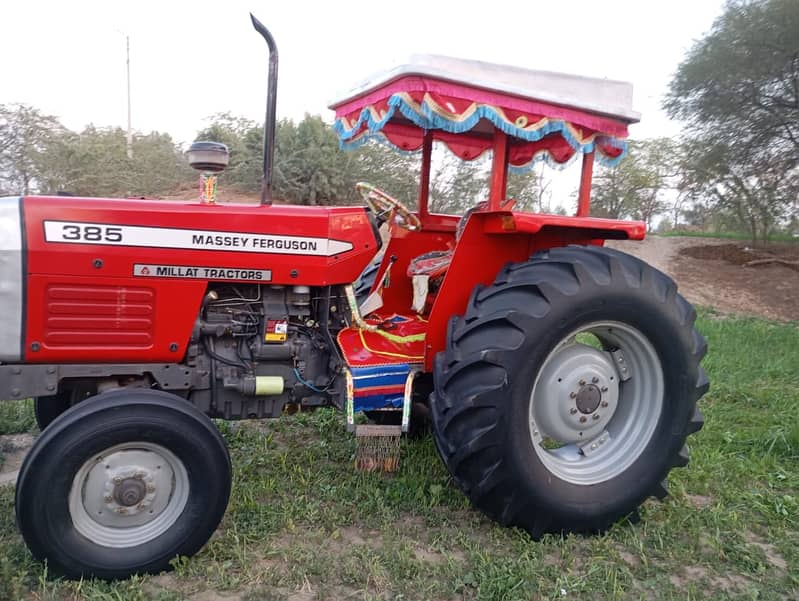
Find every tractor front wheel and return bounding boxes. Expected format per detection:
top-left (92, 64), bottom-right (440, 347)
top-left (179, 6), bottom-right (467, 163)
top-left (431, 246), bottom-right (708, 537)
top-left (16, 388), bottom-right (231, 579)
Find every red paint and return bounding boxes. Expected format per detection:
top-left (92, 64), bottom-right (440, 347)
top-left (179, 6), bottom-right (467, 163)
top-left (367, 225), bottom-right (456, 316)
top-left (22, 196), bottom-right (380, 363)
top-left (417, 131), bottom-right (433, 219)
top-left (577, 150), bottom-right (595, 217)
top-left (488, 131), bottom-right (509, 210)
top-left (421, 211), bottom-right (645, 370)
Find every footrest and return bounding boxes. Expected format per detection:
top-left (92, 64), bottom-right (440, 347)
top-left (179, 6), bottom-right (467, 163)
top-left (354, 425), bottom-right (402, 473)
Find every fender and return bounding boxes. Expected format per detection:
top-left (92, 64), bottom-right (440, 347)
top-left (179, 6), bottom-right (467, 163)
top-left (423, 211), bottom-right (645, 371)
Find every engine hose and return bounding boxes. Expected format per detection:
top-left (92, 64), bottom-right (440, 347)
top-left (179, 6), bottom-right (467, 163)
top-left (202, 336), bottom-right (249, 371)
top-left (344, 285), bottom-right (378, 332)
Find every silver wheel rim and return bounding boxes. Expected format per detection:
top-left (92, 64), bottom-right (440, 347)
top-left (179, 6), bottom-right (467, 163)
top-left (68, 442), bottom-right (189, 548)
top-left (528, 321), bottom-right (664, 485)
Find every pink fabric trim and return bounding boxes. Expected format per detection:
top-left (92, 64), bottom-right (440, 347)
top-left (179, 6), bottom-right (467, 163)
top-left (333, 76), bottom-right (629, 137)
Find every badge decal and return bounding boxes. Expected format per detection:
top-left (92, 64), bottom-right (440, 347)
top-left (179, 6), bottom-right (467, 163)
top-left (43, 221), bottom-right (353, 256)
top-left (133, 264), bottom-right (272, 281)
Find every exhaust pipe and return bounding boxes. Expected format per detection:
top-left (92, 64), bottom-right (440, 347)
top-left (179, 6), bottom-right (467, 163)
top-left (250, 13), bottom-right (278, 206)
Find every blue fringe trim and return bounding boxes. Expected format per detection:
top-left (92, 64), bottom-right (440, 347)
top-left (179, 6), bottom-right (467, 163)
top-left (334, 93), bottom-right (628, 164)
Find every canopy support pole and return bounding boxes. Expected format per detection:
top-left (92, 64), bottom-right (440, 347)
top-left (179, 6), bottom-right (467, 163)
top-left (488, 131), bottom-right (509, 210)
top-left (417, 130), bottom-right (433, 219)
top-left (576, 150), bottom-right (595, 217)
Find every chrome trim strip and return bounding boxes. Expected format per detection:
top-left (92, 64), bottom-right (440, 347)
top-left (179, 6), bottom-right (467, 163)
top-left (0, 197), bottom-right (23, 362)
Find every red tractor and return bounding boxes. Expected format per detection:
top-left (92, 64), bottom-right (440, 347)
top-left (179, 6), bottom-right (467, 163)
top-left (1, 16), bottom-right (707, 579)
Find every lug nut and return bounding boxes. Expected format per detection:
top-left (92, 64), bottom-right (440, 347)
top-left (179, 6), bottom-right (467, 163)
top-left (569, 408), bottom-right (578, 415)
top-left (570, 391), bottom-right (577, 399)
top-left (117, 507), bottom-right (128, 515)
top-left (104, 494), bottom-right (113, 503)
top-left (146, 484), bottom-right (156, 493)
top-left (113, 476), bottom-right (123, 484)
top-left (592, 376), bottom-right (599, 384)
top-left (579, 379), bottom-right (586, 386)
top-left (601, 386), bottom-right (608, 392)
top-left (579, 416), bottom-right (587, 423)
top-left (601, 401), bottom-right (609, 408)
top-left (592, 414), bottom-right (600, 420)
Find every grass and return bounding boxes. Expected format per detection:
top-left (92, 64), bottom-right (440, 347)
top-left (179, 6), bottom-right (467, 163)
top-left (659, 230), bottom-right (798, 243)
top-left (0, 310), bottom-right (797, 600)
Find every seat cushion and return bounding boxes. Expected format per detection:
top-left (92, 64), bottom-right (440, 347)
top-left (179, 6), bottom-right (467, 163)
top-left (406, 250), bottom-right (453, 279)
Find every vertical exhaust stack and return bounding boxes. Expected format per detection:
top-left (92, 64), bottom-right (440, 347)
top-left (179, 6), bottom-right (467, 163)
top-left (250, 14), bottom-right (278, 206)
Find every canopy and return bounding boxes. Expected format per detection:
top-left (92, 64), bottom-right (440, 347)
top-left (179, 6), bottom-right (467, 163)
top-left (330, 55), bottom-right (639, 169)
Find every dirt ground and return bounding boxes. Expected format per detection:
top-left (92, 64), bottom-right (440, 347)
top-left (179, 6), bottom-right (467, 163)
top-left (608, 236), bottom-right (799, 322)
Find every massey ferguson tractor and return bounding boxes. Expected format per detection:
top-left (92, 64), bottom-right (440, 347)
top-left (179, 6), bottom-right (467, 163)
top-left (0, 15), bottom-right (707, 579)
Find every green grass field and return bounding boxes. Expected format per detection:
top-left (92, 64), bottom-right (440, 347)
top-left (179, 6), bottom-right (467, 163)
top-left (0, 310), bottom-right (797, 600)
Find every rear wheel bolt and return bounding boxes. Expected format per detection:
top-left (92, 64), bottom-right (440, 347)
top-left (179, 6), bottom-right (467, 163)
top-left (601, 386), bottom-right (608, 392)
top-left (592, 376), bottom-right (599, 383)
top-left (579, 379), bottom-right (586, 386)
top-left (592, 414), bottom-right (600, 420)
top-left (569, 392), bottom-right (577, 399)
top-left (601, 401), bottom-right (609, 408)
top-left (579, 416), bottom-right (587, 423)
top-left (569, 408), bottom-right (578, 415)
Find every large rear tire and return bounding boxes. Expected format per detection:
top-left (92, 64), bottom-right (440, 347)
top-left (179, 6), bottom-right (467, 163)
top-left (16, 388), bottom-right (232, 579)
top-left (431, 245), bottom-right (708, 537)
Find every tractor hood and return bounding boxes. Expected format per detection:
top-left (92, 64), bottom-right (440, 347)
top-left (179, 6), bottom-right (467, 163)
top-left (1, 196), bottom-right (380, 363)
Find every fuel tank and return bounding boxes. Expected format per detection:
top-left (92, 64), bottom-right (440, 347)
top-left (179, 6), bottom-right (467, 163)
top-left (2, 196), bottom-right (380, 363)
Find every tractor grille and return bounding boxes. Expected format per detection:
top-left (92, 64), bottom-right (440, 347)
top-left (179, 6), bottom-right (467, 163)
top-left (44, 284), bottom-right (154, 347)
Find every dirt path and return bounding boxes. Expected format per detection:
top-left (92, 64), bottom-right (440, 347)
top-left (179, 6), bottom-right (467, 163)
top-left (608, 236), bottom-right (798, 322)
top-left (0, 433), bottom-right (34, 486)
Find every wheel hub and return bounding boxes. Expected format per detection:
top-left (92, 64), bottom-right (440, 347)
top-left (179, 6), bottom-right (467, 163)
top-left (69, 443), bottom-right (190, 548)
top-left (530, 342), bottom-right (620, 445)
top-left (528, 321), bottom-right (666, 486)
top-left (113, 477), bottom-right (147, 507)
top-left (575, 384), bottom-right (602, 414)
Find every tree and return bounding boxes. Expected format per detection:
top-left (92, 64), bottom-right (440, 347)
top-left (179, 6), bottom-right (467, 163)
top-left (39, 126), bottom-right (192, 198)
top-left (677, 139), bottom-right (796, 243)
top-left (666, 0), bottom-right (799, 168)
top-left (665, 0), bottom-right (799, 241)
top-left (196, 113), bottom-right (419, 206)
top-left (508, 163), bottom-right (548, 212)
top-left (0, 104), bottom-right (67, 195)
top-left (591, 140), bottom-right (675, 231)
top-left (430, 152), bottom-right (488, 214)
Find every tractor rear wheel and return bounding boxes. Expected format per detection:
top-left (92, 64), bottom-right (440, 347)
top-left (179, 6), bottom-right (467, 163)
top-left (431, 245), bottom-right (708, 537)
top-left (16, 388), bottom-right (231, 579)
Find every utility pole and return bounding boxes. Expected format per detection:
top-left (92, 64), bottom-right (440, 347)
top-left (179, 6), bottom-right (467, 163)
top-left (126, 35), bottom-right (133, 159)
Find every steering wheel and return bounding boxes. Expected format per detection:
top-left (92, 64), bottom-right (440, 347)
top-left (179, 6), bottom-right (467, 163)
top-left (355, 182), bottom-right (421, 231)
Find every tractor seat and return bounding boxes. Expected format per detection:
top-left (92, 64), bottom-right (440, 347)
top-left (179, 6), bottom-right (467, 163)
top-left (407, 250), bottom-right (453, 279)
top-left (406, 200), bottom-right (515, 313)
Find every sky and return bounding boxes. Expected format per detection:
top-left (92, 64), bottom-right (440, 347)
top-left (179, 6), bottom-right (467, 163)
top-left (1, 0), bottom-right (725, 206)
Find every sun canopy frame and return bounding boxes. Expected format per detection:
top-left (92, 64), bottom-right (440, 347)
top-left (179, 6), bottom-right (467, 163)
top-left (329, 54), bottom-right (639, 216)
top-left (330, 55), bottom-right (638, 170)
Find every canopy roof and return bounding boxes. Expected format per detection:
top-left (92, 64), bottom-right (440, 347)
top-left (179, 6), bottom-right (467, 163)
top-left (330, 54), bottom-right (639, 169)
